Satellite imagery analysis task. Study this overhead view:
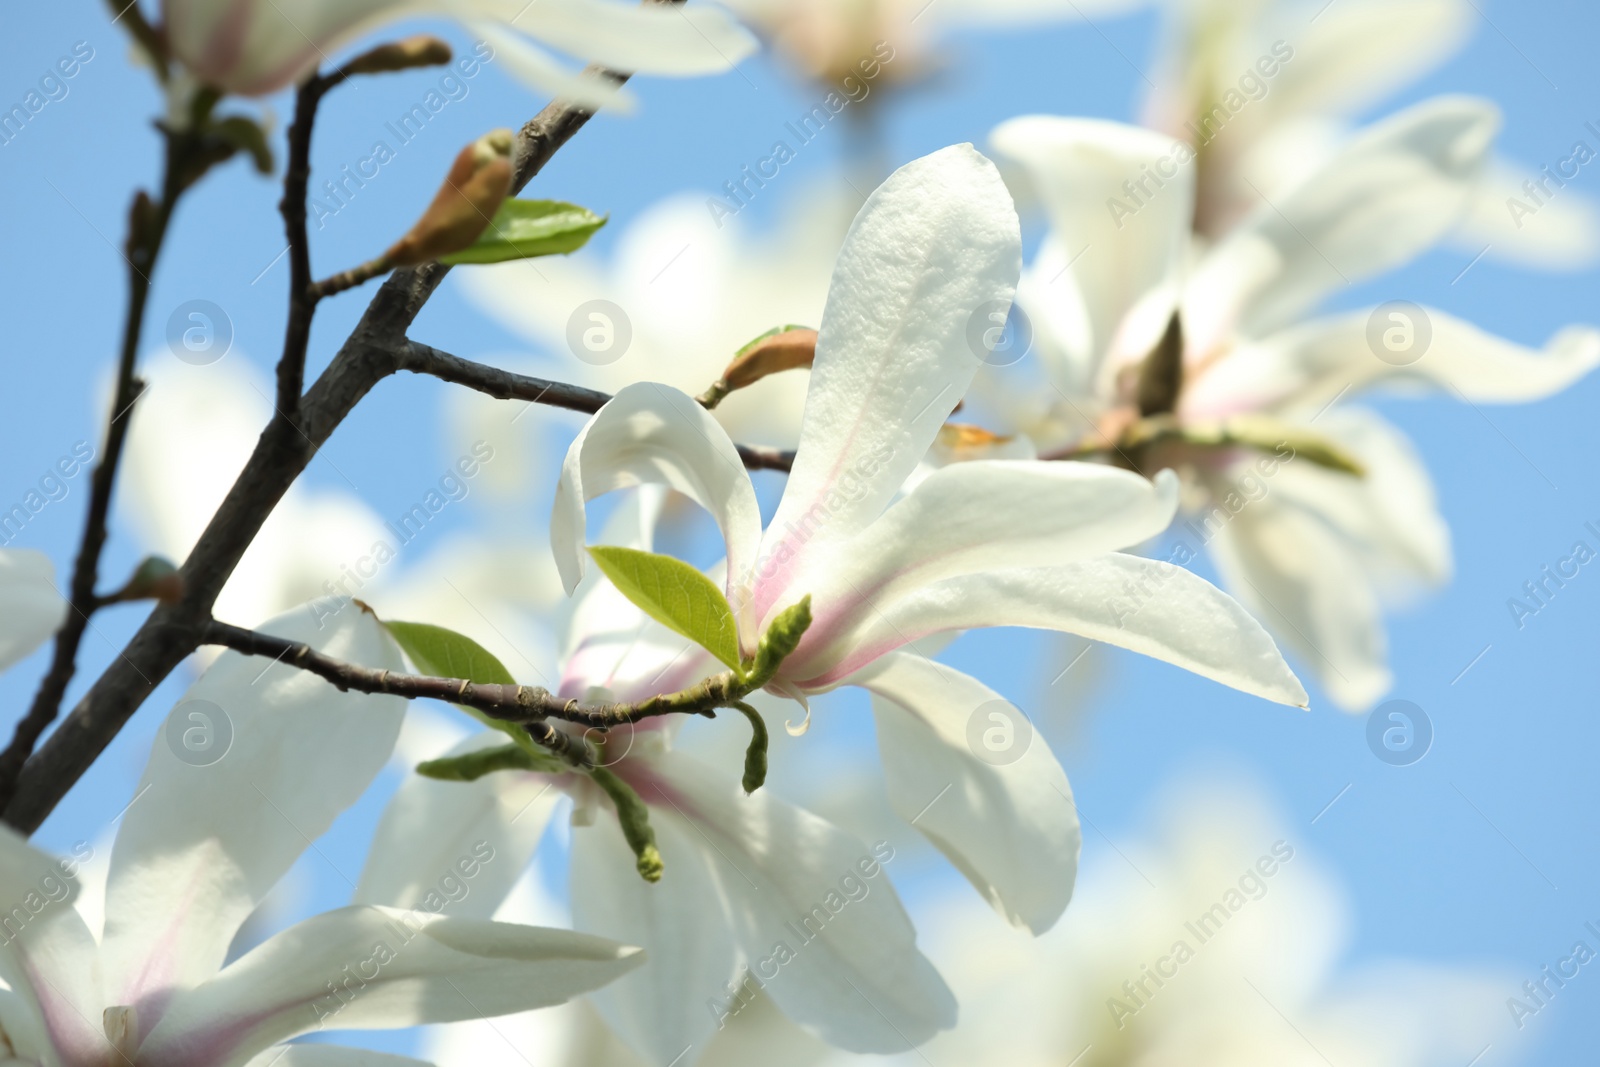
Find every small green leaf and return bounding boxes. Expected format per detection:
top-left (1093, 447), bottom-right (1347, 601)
top-left (587, 546), bottom-right (741, 670)
top-left (381, 619), bottom-right (527, 742)
top-left (589, 766), bottom-right (664, 882)
top-left (439, 199), bottom-right (606, 265)
top-left (417, 742), bottom-right (562, 780)
top-left (744, 595), bottom-right (812, 689)
top-left (209, 115), bottom-right (274, 174)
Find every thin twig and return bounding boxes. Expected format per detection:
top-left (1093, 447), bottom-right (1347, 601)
top-left (202, 620), bottom-right (737, 729)
top-left (399, 341), bottom-right (797, 472)
top-left (310, 256), bottom-right (392, 300)
top-left (274, 75), bottom-right (330, 417)
top-left (0, 136), bottom-right (184, 812)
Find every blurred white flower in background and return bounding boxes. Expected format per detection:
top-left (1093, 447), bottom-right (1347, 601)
top-left (0, 549), bottom-right (65, 673)
top-left (463, 187), bottom-right (855, 450)
top-left (1141, 0), bottom-right (1600, 267)
top-left (988, 100), bottom-right (1600, 709)
top-left (159, 0), bottom-right (759, 107)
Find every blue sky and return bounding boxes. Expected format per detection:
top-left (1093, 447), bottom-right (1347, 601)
top-left (4, 0), bottom-right (1600, 1061)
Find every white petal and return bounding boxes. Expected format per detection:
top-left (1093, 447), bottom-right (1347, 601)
top-left (551, 383), bottom-right (762, 597)
top-left (1455, 156), bottom-right (1600, 270)
top-left (470, 23), bottom-right (636, 114)
top-left (785, 464), bottom-right (1178, 677)
top-left (1197, 96), bottom-right (1499, 336)
top-left (1185, 306), bottom-right (1600, 417)
top-left (644, 755), bottom-right (956, 1052)
top-left (244, 1046), bottom-right (436, 1067)
top-left (569, 794), bottom-right (739, 1063)
top-left (484, 0), bottom-right (759, 75)
top-left (990, 116), bottom-right (1192, 384)
top-left (757, 145), bottom-right (1021, 611)
top-left (355, 734), bottom-right (560, 921)
top-left (0, 549), bottom-right (64, 672)
top-left (803, 555), bottom-right (1308, 706)
top-left (850, 655), bottom-right (1080, 934)
top-left (140, 906), bottom-right (643, 1067)
top-left (1207, 492), bottom-right (1391, 712)
top-left (99, 603), bottom-right (406, 1021)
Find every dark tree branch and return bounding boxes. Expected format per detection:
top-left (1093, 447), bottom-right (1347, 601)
top-left (398, 341), bottom-right (797, 473)
top-left (2, 52), bottom-right (689, 834)
top-left (273, 75), bottom-right (335, 418)
top-left (201, 620), bottom-right (737, 735)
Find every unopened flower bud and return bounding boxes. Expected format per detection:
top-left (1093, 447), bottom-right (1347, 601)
top-left (383, 129), bottom-right (515, 267)
top-left (341, 35), bottom-right (453, 78)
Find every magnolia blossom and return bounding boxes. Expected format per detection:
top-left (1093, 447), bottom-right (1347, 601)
top-left (361, 489), bottom-right (960, 1060)
top-left (1141, 0), bottom-right (1599, 266)
top-left (553, 143), bottom-right (1305, 708)
top-left (988, 100), bottom-right (1600, 709)
top-left (0, 549), bottom-right (64, 673)
top-left (0, 606), bottom-right (641, 1067)
top-left (160, 0), bottom-right (758, 106)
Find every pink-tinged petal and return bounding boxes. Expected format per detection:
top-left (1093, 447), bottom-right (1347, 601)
top-left (138, 906), bottom-right (643, 1067)
top-left (780, 464), bottom-right (1177, 678)
top-left (800, 555), bottom-right (1307, 707)
top-left (1183, 307), bottom-right (1600, 419)
top-left (99, 604), bottom-right (405, 1038)
top-left (756, 145), bottom-right (1021, 617)
top-left (627, 754), bottom-right (956, 1053)
top-left (991, 116), bottom-right (1192, 390)
top-left (0, 549), bottom-right (64, 673)
top-left (551, 383), bottom-right (762, 599)
top-left (851, 655), bottom-right (1080, 934)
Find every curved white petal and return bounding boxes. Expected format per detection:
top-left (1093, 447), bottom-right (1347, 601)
top-left (569, 793), bottom-right (738, 1064)
top-left (99, 604), bottom-right (406, 1025)
top-left (642, 755), bottom-right (957, 1052)
top-left (0, 549), bottom-right (64, 673)
top-left (486, 0), bottom-right (759, 75)
top-left (851, 654), bottom-right (1080, 934)
top-left (758, 145), bottom-right (1021, 612)
top-left (786, 464), bottom-right (1179, 675)
top-left (244, 1046), bottom-right (436, 1067)
top-left (140, 906), bottom-right (643, 1067)
top-left (552, 383), bottom-right (762, 598)
top-left (471, 23), bottom-right (636, 113)
top-left (1208, 493), bottom-right (1391, 712)
top-left (1184, 307), bottom-right (1600, 417)
top-left (1196, 96), bottom-right (1499, 336)
top-left (355, 734), bottom-right (560, 921)
top-left (802, 555), bottom-right (1307, 706)
top-left (1456, 155), bottom-right (1600, 270)
top-left (991, 116), bottom-right (1192, 384)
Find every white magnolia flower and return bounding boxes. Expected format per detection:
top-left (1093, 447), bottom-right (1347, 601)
top-left (0, 549), bottom-right (65, 673)
top-left (553, 143), bottom-right (1305, 710)
top-left (160, 0), bottom-right (758, 107)
top-left (1142, 0), bottom-right (1599, 266)
top-left (818, 780), bottom-right (1508, 1067)
top-left (0, 605), bottom-right (641, 1067)
top-left (361, 488), bottom-right (959, 1061)
top-left (989, 100), bottom-right (1600, 709)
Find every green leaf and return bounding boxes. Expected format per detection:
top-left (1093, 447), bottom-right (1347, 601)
top-left (439, 199), bottom-right (606, 265)
top-left (587, 546), bottom-right (741, 670)
top-left (381, 619), bottom-right (527, 742)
